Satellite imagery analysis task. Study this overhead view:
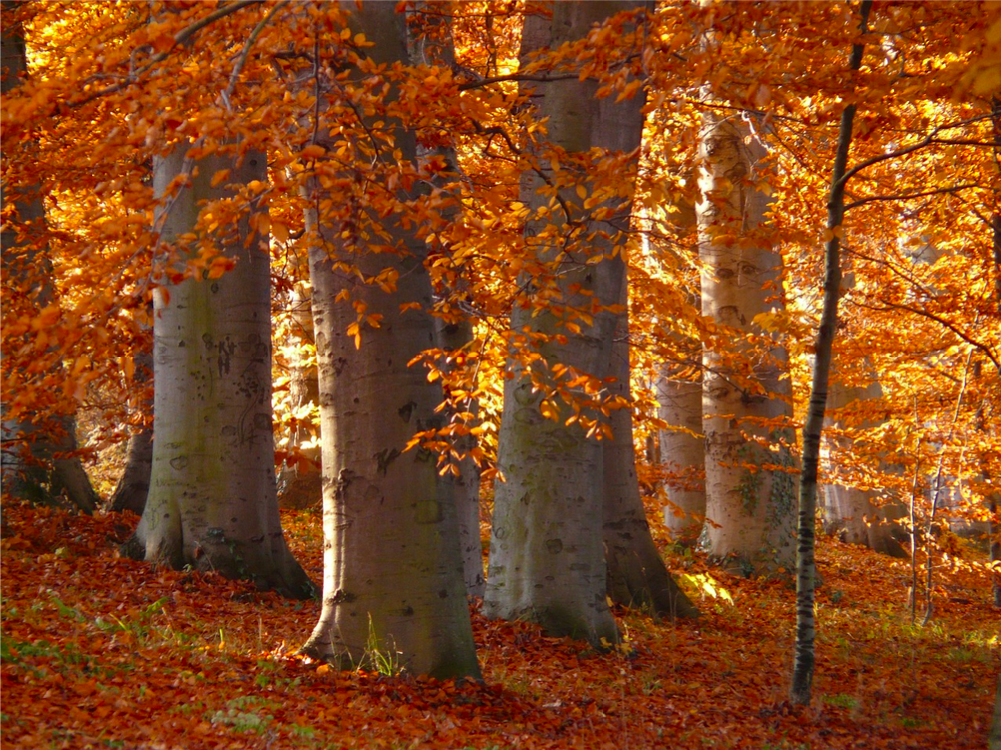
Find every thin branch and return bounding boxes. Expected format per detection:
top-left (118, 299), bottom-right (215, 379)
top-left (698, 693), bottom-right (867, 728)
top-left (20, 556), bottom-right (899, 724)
top-left (835, 114), bottom-right (996, 192)
top-left (875, 298), bottom-right (1001, 373)
top-left (222, 0), bottom-right (288, 111)
top-left (845, 182), bottom-right (981, 211)
top-left (922, 345), bottom-right (975, 626)
top-left (72, 0), bottom-right (262, 107)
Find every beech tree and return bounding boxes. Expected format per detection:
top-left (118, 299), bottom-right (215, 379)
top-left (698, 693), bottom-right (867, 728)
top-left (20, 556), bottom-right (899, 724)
top-left (484, 1), bottom-right (651, 646)
top-left (696, 109), bottom-right (797, 575)
top-left (298, 2), bottom-right (479, 678)
top-left (1, 10), bottom-right (99, 514)
top-left (124, 141), bottom-right (313, 598)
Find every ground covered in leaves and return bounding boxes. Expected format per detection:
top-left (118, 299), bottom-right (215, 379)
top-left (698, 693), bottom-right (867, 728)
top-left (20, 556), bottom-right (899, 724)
top-left (1, 501), bottom-right (997, 749)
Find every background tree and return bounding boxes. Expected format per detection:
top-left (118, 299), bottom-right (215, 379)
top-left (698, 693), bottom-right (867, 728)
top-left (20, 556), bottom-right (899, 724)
top-left (124, 136), bottom-right (313, 598)
top-left (696, 107), bottom-right (797, 575)
top-left (1, 6), bottom-right (99, 514)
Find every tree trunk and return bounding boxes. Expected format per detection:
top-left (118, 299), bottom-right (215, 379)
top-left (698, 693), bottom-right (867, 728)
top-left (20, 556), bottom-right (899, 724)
top-left (603, 276), bottom-right (699, 619)
top-left (821, 378), bottom-right (907, 557)
top-left (299, 3), bottom-right (480, 679)
top-left (656, 370), bottom-right (705, 545)
top-left (0, 11), bottom-right (99, 514)
top-left (124, 145), bottom-right (314, 599)
top-left (697, 112), bottom-right (797, 575)
top-left (991, 670), bottom-right (1001, 750)
top-left (109, 346), bottom-right (153, 516)
top-left (276, 232), bottom-right (322, 511)
top-left (791, 0), bottom-right (871, 706)
top-left (406, 4), bottom-right (485, 599)
top-left (484, 2), bottom-right (647, 647)
top-left (435, 317), bottom-right (485, 599)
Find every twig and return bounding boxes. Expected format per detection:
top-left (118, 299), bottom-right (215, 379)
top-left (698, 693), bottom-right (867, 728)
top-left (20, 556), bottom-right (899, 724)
top-left (222, 0), bottom-right (289, 111)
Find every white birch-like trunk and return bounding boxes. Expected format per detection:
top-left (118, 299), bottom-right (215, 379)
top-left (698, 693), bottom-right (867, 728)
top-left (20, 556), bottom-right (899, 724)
top-left (698, 114), bottom-right (797, 574)
top-left (299, 2), bottom-right (479, 679)
top-left (125, 146), bottom-right (313, 598)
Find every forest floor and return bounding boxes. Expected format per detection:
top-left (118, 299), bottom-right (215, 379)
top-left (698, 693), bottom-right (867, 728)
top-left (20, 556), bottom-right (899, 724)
top-left (1, 499), bottom-right (997, 750)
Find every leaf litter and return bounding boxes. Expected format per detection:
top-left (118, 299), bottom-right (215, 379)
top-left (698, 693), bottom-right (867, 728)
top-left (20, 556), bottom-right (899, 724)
top-left (1, 500), bottom-right (997, 749)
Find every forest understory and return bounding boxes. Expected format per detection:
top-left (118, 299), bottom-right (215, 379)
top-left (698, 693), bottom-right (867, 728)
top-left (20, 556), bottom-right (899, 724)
top-left (1, 498), bottom-right (996, 750)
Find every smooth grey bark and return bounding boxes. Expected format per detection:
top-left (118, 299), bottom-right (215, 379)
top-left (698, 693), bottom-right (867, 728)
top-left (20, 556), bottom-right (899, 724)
top-left (299, 2), bottom-right (479, 679)
top-left (603, 276), bottom-right (699, 619)
top-left (791, 0), bottom-right (870, 706)
top-left (654, 202), bottom-right (705, 544)
top-left (484, 1), bottom-right (649, 647)
top-left (656, 365), bottom-right (705, 545)
top-left (110, 336), bottom-right (153, 516)
top-left (697, 112), bottom-right (797, 575)
top-left (0, 12), bottom-right (99, 514)
top-left (435, 317), bottom-right (485, 599)
top-left (407, 4), bottom-right (485, 599)
top-left (821, 377), bottom-right (907, 558)
top-left (123, 145), bottom-right (314, 599)
top-left (991, 670), bottom-right (1001, 750)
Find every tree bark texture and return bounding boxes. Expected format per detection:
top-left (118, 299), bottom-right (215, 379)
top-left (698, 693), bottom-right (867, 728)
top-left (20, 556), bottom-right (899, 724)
top-left (485, 1), bottom-right (648, 647)
top-left (656, 372), bottom-right (706, 545)
top-left (0, 13), bottom-right (99, 514)
top-left (603, 275), bottom-right (699, 619)
top-left (299, 2), bottom-right (480, 679)
top-left (435, 317), bottom-right (485, 600)
top-left (697, 114), bottom-right (797, 574)
top-left (125, 146), bottom-right (314, 599)
top-left (109, 347), bottom-right (153, 516)
top-left (406, 4), bottom-right (485, 600)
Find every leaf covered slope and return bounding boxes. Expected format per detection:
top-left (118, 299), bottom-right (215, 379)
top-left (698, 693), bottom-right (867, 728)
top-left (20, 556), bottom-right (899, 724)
top-left (2, 502), bottom-right (997, 750)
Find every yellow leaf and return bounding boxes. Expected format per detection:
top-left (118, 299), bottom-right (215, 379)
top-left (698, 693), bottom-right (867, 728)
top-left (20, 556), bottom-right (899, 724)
top-left (210, 169), bottom-right (230, 188)
top-left (271, 221), bottom-right (290, 244)
top-left (575, 184), bottom-right (588, 200)
top-left (987, 16), bottom-right (1001, 44)
top-left (300, 144), bottom-right (326, 160)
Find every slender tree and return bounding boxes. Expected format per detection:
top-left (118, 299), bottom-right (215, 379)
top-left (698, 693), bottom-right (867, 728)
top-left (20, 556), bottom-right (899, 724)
top-left (791, 0), bottom-right (871, 706)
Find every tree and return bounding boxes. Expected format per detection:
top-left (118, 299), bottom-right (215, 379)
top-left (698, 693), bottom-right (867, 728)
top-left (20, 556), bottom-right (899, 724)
top-left (791, 0), bottom-right (871, 705)
top-left (1, 5), bottom-right (99, 514)
top-left (123, 138), bottom-right (313, 599)
top-left (603, 274), bottom-right (699, 619)
top-left (696, 108), bottom-right (797, 575)
top-left (485, 1), bottom-right (652, 646)
top-left (108, 341), bottom-right (153, 516)
top-left (821, 376), bottom-right (907, 558)
top-left (298, 2), bottom-right (479, 679)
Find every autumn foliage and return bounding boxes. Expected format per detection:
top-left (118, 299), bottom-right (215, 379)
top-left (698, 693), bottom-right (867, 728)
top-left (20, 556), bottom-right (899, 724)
top-left (2, 0), bottom-right (1001, 746)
